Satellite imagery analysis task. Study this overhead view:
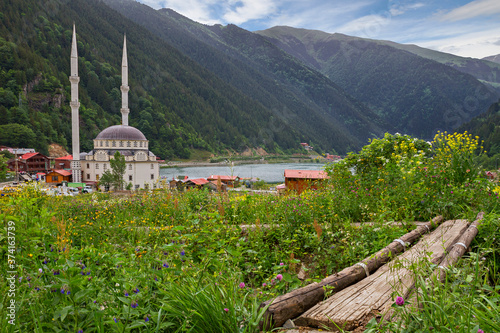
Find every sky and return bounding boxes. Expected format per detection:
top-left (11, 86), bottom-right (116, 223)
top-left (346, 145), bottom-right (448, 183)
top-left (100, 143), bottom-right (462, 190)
top-left (135, 0), bottom-right (500, 59)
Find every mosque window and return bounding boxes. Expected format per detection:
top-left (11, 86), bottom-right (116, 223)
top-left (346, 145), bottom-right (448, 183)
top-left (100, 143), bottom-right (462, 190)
top-left (127, 141), bottom-right (131, 147)
top-left (134, 141), bottom-right (137, 147)
top-left (129, 164), bottom-right (132, 170)
top-left (112, 141), bottom-right (116, 147)
top-left (140, 142), bottom-right (143, 147)
top-left (150, 163), bottom-right (154, 169)
top-left (105, 141), bottom-right (109, 147)
top-left (104, 164), bottom-right (107, 170)
top-left (96, 164), bottom-right (99, 169)
top-left (100, 141), bottom-right (103, 147)
top-left (119, 141), bottom-right (124, 147)
top-left (87, 174), bottom-right (90, 180)
top-left (151, 174), bottom-right (154, 180)
top-left (87, 163), bottom-right (90, 168)
top-left (129, 175), bottom-right (133, 181)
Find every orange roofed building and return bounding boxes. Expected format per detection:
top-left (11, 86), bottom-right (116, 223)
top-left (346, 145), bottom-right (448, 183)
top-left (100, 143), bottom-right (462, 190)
top-left (284, 169), bottom-right (329, 194)
top-left (46, 170), bottom-right (72, 184)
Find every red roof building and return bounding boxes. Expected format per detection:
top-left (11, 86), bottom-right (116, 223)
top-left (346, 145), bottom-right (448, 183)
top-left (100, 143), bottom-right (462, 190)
top-left (55, 155), bottom-right (73, 170)
top-left (207, 175), bottom-right (239, 188)
top-left (7, 152), bottom-right (50, 174)
top-left (284, 169), bottom-right (329, 194)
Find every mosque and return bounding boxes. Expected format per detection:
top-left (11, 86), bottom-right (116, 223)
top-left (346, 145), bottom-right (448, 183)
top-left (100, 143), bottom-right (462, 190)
top-left (69, 25), bottom-right (159, 189)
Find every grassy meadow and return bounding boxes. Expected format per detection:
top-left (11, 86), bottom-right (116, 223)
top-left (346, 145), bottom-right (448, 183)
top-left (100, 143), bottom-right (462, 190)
top-left (0, 132), bottom-right (499, 332)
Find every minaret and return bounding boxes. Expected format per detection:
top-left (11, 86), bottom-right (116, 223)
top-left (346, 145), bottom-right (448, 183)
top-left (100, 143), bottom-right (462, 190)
top-left (69, 24), bottom-right (81, 183)
top-left (120, 34), bottom-right (130, 126)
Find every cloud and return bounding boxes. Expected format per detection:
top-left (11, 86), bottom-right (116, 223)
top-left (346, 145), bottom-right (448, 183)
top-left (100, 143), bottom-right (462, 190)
top-left (440, 0), bottom-right (500, 22)
top-left (389, 2), bottom-right (425, 16)
top-left (222, 0), bottom-right (277, 25)
top-left (337, 14), bottom-right (392, 38)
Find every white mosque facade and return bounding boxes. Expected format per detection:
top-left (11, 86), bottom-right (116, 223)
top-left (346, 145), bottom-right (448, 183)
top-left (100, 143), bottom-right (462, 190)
top-left (70, 26), bottom-right (159, 189)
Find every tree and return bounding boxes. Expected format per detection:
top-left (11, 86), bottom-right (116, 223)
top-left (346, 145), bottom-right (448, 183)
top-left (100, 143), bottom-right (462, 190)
top-left (0, 155), bottom-right (8, 181)
top-left (110, 151), bottom-right (126, 190)
top-left (97, 152), bottom-right (126, 191)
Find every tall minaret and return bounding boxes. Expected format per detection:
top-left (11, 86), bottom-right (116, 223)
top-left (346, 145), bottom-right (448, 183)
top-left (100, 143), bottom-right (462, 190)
top-left (69, 24), bottom-right (81, 183)
top-left (120, 34), bottom-right (130, 126)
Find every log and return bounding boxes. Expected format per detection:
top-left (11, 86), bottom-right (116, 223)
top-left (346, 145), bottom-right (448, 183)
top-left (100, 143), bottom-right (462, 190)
top-left (260, 216), bottom-right (443, 329)
top-left (433, 212), bottom-right (484, 282)
top-left (381, 212), bottom-right (484, 325)
top-left (295, 219), bottom-right (469, 331)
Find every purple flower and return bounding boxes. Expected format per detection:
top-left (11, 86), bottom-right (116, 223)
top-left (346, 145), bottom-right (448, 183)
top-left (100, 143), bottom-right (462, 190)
top-left (113, 317), bottom-right (118, 323)
top-left (262, 283), bottom-right (267, 287)
top-left (61, 289), bottom-right (65, 294)
top-left (477, 329), bottom-right (484, 333)
top-left (145, 316), bottom-right (149, 322)
top-left (180, 250), bottom-right (185, 256)
top-left (131, 301), bottom-right (138, 308)
top-left (395, 296), bottom-right (404, 306)
top-left (163, 263), bottom-right (169, 268)
top-left (78, 330), bottom-right (83, 333)
top-left (38, 268), bottom-right (43, 274)
top-left (224, 308), bottom-right (229, 312)
top-left (133, 287), bottom-right (139, 294)
top-left (276, 274), bottom-right (283, 281)
top-left (279, 262), bottom-right (284, 266)
top-left (124, 291), bottom-right (129, 297)
top-left (239, 282), bottom-right (245, 289)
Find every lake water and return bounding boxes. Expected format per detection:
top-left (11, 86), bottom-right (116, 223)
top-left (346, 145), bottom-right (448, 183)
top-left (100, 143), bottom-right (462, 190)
top-left (160, 162), bottom-right (331, 183)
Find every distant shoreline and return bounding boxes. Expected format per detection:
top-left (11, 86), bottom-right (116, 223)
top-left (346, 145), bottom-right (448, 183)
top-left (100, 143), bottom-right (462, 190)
top-left (160, 158), bottom-right (327, 168)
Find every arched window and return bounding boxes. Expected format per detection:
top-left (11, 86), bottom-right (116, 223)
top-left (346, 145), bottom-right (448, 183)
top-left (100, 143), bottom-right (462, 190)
top-left (134, 141), bottom-right (137, 147)
top-left (112, 141), bottom-right (116, 147)
top-left (127, 141), bottom-right (131, 147)
top-left (119, 141), bottom-right (124, 147)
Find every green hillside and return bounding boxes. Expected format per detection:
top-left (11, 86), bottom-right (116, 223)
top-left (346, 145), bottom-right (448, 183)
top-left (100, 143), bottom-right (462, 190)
top-left (0, 0), bottom-right (309, 159)
top-left (102, 0), bottom-right (389, 153)
top-left (457, 99), bottom-right (500, 168)
top-left (256, 26), bottom-right (498, 140)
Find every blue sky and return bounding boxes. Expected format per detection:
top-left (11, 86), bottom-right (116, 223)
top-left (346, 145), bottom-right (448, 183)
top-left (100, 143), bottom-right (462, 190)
top-left (136, 0), bottom-right (500, 59)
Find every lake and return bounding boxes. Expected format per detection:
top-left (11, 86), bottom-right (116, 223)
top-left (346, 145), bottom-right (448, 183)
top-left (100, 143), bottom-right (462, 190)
top-left (160, 162), bottom-right (331, 183)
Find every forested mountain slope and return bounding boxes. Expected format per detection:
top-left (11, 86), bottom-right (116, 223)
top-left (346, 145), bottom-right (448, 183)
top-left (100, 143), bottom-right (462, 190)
top-left (0, 0), bottom-right (313, 158)
top-left (256, 26), bottom-right (498, 140)
top-left (103, 0), bottom-right (389, 153)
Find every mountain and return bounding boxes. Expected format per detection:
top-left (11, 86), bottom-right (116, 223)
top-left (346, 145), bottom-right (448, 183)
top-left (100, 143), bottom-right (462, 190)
top-left (102, 0), bottom-right (389, 154)
top-left (256, 26), bottom-right (498, 139)
top-left (457, 98), bottom-right (500, 168)
top-left (0, 0), bottom-right (321, 158)
top-left (483, 54), bottom-right (500, 65)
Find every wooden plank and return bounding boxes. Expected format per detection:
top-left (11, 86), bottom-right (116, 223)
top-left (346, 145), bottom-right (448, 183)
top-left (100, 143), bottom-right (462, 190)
top-left (295, 219), bottom-right (469, 331)
top-left (260, 216), bottom-right (443, 329)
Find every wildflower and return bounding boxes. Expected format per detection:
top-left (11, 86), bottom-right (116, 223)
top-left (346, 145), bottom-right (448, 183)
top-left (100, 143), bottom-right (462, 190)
top-left (276, 274), bottom-right (283, 281)
top-left (131, 301), bottom-right (138, 308)
top-left (279, 262), bottom-right (284, 266)
top-left (477, 329), bottom-right (484, 333)
top-left (180, 250), bottom-right (185, 256)
top-left (78, 330), bottom-right (83, 333)
top-left (124, 291), bottom-right (129, 297)
top-left (239, 282), bottom-right (245, 289)
top-left (144, 316), bottom-right (149, 322)
top-left (133, 287), bottom-right (139, 294)
top-left (163, 263), bottom-right (169, 268)
top-left (224, 308), bottom-right (229, 312)
top-left (395, 296), bottom-right (404, 306)
top-left (38, 268), bottom-right (43, 274)
top-left (113, 317), bottom-right (118, 323)
top-left (262, 283), bottom-right (267, 287)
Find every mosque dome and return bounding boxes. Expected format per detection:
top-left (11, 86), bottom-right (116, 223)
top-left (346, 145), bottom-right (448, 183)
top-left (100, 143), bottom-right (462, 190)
top-left (95, 125), bottom-right (147, 141)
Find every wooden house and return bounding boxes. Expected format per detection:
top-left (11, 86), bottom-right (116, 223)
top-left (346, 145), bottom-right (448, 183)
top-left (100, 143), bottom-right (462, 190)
top-left (46, 170), bottom-right (72, 184)
top-left (7, 152), bottom-right (50, 174)
top-left (54, 155), bottom-right (73, 170)
top-left (284, 169), bottom-right (329, 194)
top-left (207, 175), bottom-right (239, 188)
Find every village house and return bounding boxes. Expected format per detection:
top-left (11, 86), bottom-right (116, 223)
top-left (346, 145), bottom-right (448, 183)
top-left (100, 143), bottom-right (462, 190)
top-left (46, 169), bottom-right (72, 184)
top-left (207, 175), bottom-right (239, 188)
top-left (54, 155), bottom-right (73, 170)
top-left (284, 169), bottom-right (329, 194)
top-left (7, 152), bottom-right (50, 174)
